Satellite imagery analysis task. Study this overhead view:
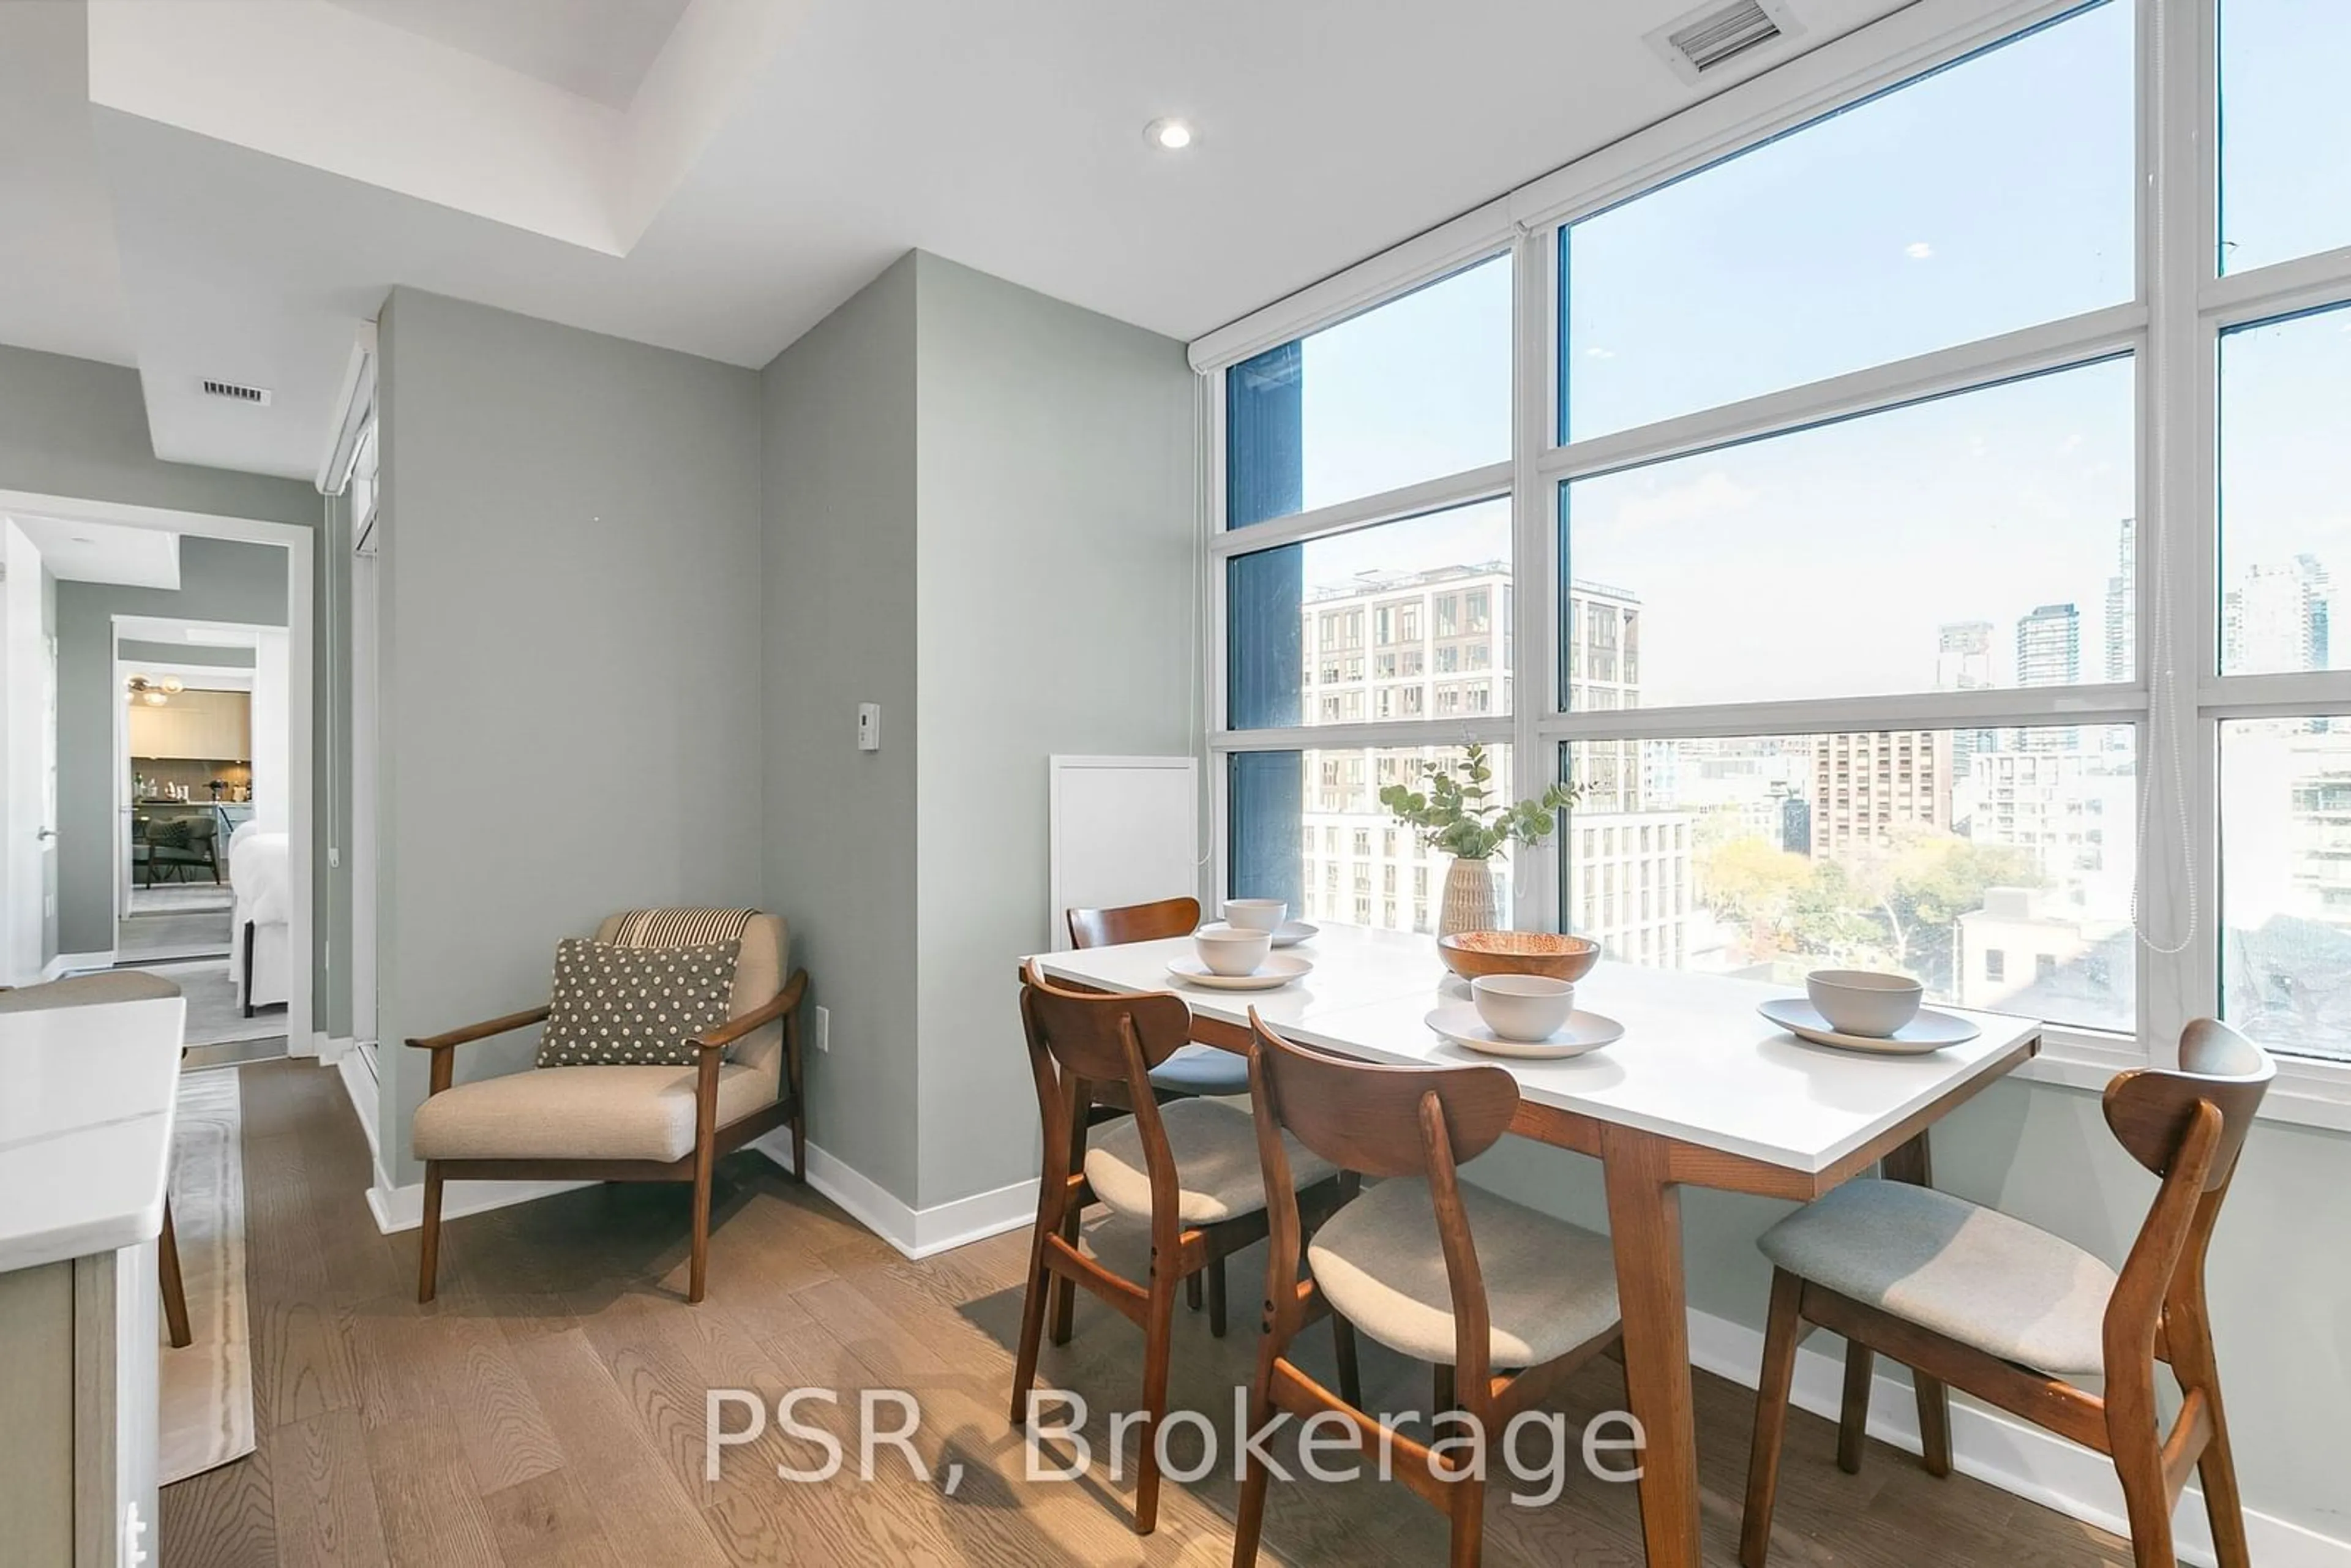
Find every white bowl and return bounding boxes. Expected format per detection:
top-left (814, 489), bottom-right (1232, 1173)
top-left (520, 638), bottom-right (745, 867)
top-left (1194, 924), bottom-right (1273, 977)
top-left (1222, 898), bottom-right (1289, 932)
top-left (1470, 974), bottom-right (1576, 1042)
top-left (1805, 970), bottom-right (1924, 1038)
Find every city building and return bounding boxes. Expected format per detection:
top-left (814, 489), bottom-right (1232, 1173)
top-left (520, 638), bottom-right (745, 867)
top-left (1292, 571), bottom-right (1690, 958)
top-left (2224, 554), bottom-right (2332, 675)
top-left (1937, 619), bottom-right (1997, 768)
top-left (1959, 747), bottom-right (2137, 917)
top-left (2016, 602), bottom-right (2082, 751)
top-left (2104, 517), bottom-right (2135, 683)
top-left (1810, 730), bottom-right (1954, 857)
top-left (1955, 886), bottom-right (2131, 1027)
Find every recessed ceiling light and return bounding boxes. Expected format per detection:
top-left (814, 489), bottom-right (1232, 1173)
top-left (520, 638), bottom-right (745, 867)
top-left (1144, 118), bottom-right (1194, 151)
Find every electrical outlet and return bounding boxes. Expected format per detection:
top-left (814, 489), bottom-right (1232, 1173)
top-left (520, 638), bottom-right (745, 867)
top-left (811, 1005), bottom-right (831, 1052)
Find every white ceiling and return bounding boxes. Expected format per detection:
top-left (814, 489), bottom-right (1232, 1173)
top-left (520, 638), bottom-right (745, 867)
top-left (6, 0), bottom-right (1932, 481)
top-left (9, 515), bottom-right (179, 589)
top-left (323, 0), bottom-right (692, 108)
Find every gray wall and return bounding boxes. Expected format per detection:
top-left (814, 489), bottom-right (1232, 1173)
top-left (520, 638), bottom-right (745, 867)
top-left (53, 538), bottom-right (288, 955)
top-left (909, 254), bottom-right (1199, 1208)
top-left (756, 252), bottom-right (1199, 1215)
top-left (117, 640), bottom-right (256, 669)
top-left (373, 289), bottom-right (764, 1185)
top-left (759, 256), bottom-right (923, 1201)
top-left (0, 344), bottom-right (314, 528)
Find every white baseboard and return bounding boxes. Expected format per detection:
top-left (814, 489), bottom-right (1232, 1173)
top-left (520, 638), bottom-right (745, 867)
top-left (49, 950), bottom-right (114, 978)
top-left (751, 1130), bottom-right (1037, 1260)
top-left (366, 1174), bottom-right (599, 1234)
top-left (1687, 1308), bottom-right (2350, 1568)
top-left (311, 1032), bottom-right (352, 1063)
top-left (336, 1046), bottom-right (381, 1171)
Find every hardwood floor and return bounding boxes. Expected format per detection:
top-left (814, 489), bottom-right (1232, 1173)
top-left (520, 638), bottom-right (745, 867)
top-left (164, 1060), bottom-right (2137, 1566)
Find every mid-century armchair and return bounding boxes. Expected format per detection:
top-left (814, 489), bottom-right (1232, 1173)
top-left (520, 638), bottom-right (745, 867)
top-left (408, 909), bottom-right (807, 1305)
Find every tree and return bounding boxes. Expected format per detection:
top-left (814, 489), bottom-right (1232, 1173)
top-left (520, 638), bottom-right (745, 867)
top-left (1840, 828), bottom-right (2044, 992)
top-left (1699, 836), bottom-right (1813, 953)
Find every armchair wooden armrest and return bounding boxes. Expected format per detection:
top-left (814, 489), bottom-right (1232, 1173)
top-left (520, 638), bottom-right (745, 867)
top-left (687, 969), bottom-right (808, 1053)
top-left (407, 1004), bottom-right (552, 1096)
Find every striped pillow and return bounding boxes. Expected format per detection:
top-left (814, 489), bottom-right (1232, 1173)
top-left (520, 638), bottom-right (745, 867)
top-left (612, 907), bottom-right (759, 949)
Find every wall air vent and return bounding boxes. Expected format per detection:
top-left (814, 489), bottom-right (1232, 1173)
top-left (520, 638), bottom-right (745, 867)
top-left (200, 378), bottom-right (272, 407)
top-left (1646, 0), bottom-right (1804, 85)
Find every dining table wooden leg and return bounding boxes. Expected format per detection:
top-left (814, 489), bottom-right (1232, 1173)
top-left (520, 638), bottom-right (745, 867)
top-left (1603, 1125), bottom-right (1703, 1568)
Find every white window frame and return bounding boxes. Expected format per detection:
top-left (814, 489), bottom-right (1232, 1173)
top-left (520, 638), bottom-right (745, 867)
top-left (1196, 0), bottom-right (2351, 1129)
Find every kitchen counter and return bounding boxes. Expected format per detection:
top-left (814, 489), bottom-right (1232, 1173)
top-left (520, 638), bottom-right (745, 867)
top-left (0, 994), bottom-right (186, 1272)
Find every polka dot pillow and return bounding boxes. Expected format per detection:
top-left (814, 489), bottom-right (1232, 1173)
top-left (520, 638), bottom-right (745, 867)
top-left (534, 937), bottom-right (741, 1068)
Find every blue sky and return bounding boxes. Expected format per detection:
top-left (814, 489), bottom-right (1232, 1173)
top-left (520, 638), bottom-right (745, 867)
top-left (1237, 0), bottom-right (2350, 700)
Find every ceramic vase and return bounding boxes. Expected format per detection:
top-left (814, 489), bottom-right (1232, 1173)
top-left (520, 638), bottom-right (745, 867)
top-left (1438, 857), bottom-right (1500, 937)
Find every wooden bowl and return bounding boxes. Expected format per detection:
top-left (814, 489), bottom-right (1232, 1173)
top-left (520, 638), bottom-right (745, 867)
top-left (1438, 930), bottom-right (1601, 983)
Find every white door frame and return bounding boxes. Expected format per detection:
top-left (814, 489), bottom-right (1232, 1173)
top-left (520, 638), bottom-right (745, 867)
top-left (0, 487), bottom-right (315, 1054)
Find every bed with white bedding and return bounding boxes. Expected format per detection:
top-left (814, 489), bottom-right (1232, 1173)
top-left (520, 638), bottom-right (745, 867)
top-left (228, 824), bottom-right (291, 1016)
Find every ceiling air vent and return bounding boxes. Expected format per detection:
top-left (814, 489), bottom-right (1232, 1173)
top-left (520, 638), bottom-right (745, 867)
top-left (1646, 0), bottom-right (1804, 85)
top-left (200, 378), bottom-right (272, 407)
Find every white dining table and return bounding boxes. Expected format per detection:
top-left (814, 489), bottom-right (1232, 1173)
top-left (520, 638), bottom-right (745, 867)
top-left (1034, 923), bottom-right (2042, 1567)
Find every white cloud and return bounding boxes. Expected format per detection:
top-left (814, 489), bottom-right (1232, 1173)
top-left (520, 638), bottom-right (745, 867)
top-left (1601, 471), bottom-right (1759, 533)
top-left (1905, 241), bottom-right (1935, 260)
top-left (1584, 346), bottom-right (1617, 360)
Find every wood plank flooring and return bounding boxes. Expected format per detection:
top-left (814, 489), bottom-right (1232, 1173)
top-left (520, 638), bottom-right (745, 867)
top-left (163, 1061), bottom-right (2139, 1566)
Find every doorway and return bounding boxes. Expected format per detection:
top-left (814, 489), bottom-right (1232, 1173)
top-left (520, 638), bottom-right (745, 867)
top-left (0, 489), bottom-right (315, 1056)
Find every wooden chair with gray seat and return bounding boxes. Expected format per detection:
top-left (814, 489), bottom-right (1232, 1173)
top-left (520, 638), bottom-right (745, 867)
top-left (1008, 961), bottom-right (1352, 1535)
top-left (0, 972), bottom-right (194, 1346)
top-left (1233, 1010), bottom-right (1628, 1568)
top-left (408, 909), bottom-right (806, 1305)
top-left (1739, 1018), bottom-right (2275, 1568)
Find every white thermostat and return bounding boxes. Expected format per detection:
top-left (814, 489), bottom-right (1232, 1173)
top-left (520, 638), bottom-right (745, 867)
top-left (857, 703), bottom-right (881, 751)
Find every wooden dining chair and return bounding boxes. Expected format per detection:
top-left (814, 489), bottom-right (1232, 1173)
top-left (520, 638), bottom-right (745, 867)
top-left (1065, 898), bottom-right (1249, 1101)
top-left (1233, 1011), bottom-right (1627, 1568)
top-left (1740, 1019), bottom-right (2275, 1568)
top-left (1009, 961), bottom-right (1350, 1534)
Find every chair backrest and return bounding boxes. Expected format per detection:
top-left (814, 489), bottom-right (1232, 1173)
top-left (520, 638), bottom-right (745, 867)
top-left (1247, 1010), bottom-right (1521, 1392)
top-left (2099, 1019), bottom-right (2275, 1363)
top-left (2103, 1018), bottom-right (2274, 1193)
top-left (1248, 1010), bottom-right (1518, 1180)
top-left (1018, 961), bottom-right (1194, 1231)
top-left (1066, 897), bottom-right (1200, 950)
top-left (593, 909), bottom-right (789, 1083)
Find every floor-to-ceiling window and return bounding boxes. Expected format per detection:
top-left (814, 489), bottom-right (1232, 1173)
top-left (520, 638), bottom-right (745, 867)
top-left (1208, 0), bottom-right (2351, 1111)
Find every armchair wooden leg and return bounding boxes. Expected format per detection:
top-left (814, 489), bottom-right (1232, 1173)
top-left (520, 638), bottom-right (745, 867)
top-left (158, 1196), bottom-right (192, 1349)
top-left (1740, 1269), bottom-right (1803, 1568)
top-left (417, 1163), bottom-right (444, 1304)
top-left (689, 1139), bottom-right (716, 1305)
top-left (1836, 1340), bottom-right (1875, 1475)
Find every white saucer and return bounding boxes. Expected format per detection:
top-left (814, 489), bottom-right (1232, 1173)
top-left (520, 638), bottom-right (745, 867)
top-left (1757, 997), bottom-right (1980, 1056)
top-left (1166, 953), bottom-right (1316, 991)
top-left (1268, 921), bottom-right (1319, 948)
top-left (1424, 1002), bottom-right (1622, 1059)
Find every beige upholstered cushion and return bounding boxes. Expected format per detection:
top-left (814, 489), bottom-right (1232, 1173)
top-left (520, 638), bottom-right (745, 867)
top-left (412, 1061), bottom-right (778, 1163)
top-left (1085, 1098), bottom-right (1335, 1225)
top-left (1758, 1179), bottom-right (2117, 1376)
top-left (1308, 1179), bottom-right (1620, 1369)
top-left (0, 971), bottom-right (181, 1011)
top-left (596, 910), bottom-right (787, 1089)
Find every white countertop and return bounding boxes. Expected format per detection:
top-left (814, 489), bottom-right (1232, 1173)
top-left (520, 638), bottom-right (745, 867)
top-left (1037, 925), bottom-right (2041, 1174)
top-left (0, 996), bottom-right (187, 1272)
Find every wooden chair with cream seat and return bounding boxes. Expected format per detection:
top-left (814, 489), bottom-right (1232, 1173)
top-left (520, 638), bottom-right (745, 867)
top-left (1009, 961), bottom-right (1351, 1535)
top-left (408, 909), bottom-right (806, 1306)
top-left (0, 971), bottom-right (193, 1346)
top-left (1233, 1011), bottom-right (1627, 1568)
top-left (1740, 1019), bottom-right (2275, 1568)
